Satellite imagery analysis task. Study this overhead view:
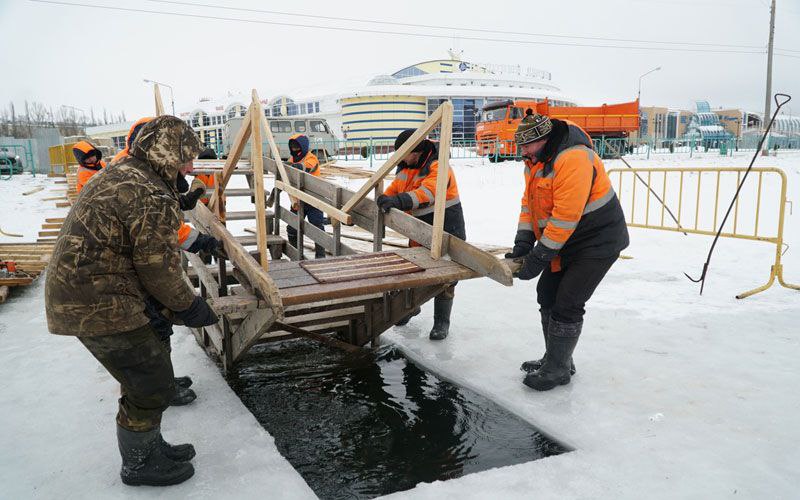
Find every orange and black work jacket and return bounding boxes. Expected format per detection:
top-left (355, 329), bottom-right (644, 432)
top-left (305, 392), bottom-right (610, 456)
top-left (519, 120), bottom-right (628, 271)
top-left (384, 140), bottom-right (467, 241)
top-left (287, 133), bottom-right (320, 177)
top-left (73, 141), bottom-right (106, 194)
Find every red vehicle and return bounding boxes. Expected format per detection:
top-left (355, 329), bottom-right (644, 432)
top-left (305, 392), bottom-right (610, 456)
top-left (475, 99), bottom-right (640, 160)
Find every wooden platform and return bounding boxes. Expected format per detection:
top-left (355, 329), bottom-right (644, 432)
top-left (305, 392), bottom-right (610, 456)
top-left (275, 248), bottom-right (474, 305)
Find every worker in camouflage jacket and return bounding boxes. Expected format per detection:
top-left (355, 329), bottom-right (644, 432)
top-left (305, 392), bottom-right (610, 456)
top-left (45, 115), bottom-right (219, 487)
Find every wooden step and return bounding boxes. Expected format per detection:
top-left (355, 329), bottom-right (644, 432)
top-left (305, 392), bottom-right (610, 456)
top-left (221, 188), bottom-right (256, 197)
top-left (235, 234), bottom-right (284, 247)
top-left (225, 210), bottom-right (274, 221)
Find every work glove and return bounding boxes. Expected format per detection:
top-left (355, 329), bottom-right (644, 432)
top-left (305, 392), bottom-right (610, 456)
top-left (376, 193), bottom-right (414, 214)
top-left (173, 296), bottom-right (219, 327)
top-left (504, 229), bottom-right (535, 259)
top-left (187, 233), bottom-right (227, 260)
top-left (176, 173), bottom-right (189, 194)
top-left (179, 187), bottom-right (205, 211)
top-left (516, 243), bottom-right (559, 281)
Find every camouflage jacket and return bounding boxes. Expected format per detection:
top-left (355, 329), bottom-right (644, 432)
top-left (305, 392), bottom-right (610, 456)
top-left (45, 116), bottom-right (204, 336)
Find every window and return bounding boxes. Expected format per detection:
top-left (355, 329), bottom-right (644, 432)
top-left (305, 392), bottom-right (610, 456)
top-left (294, 121), bottom-right (307, 133)
top-left (300, 103), bottom-right (307, 114)
top-left (314, 102), bottom-right (320, 113)
top-left (270, 120), bottom-right (292, 133)
top-left (112, 135), bottom-right (126, 150)
top-left (309, 120), bottom-right (328, 133)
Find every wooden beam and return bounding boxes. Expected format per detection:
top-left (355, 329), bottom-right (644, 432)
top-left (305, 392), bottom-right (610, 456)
top-left (274, 180), bottom-right (352, 225)
top-left (231, 308), bottom-right (275, 361)
top-left (250, 91), bottom-right (269, 270)
top-left (278, 209), bottom-right (357, 256)
top-left (184, 252), bottom-right (220, 299)
top-left (340, 104), bottom-right (445, 214)
top-left (188, 202), bottom-right (283, 320)
top-left (271, 321), bottom-right (362, 354)
top-left (431, 100), bottom-right (453, 259)
top-left (209, 107), bottom-right (253, 211)
top-left (154, 83), bottom-right (165, 116)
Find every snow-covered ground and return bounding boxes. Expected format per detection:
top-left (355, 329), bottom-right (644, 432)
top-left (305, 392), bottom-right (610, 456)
top-left (2, 150), bottom-right (799, 499)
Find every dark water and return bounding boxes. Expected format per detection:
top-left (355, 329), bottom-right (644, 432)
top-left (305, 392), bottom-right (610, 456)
top-left (227, 339), bottom-right (567, 500)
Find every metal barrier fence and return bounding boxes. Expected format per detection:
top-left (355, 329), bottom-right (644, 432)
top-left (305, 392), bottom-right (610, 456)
top-left (0, 158), bottom-right (13, 180)
top-left (0, 142), bottom-right (37, 175)
top-left (607, 166), bottom-right (799, 298)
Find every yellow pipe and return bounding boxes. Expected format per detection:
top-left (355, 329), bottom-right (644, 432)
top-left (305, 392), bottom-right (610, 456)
top-left (754, 172), bottom-right (763, 237)
top-left (695, 172), bottom-right (701, 231)
top-left (660, 171), bottom-right (668, 227)
top-left (713, 171), bottom-right (721, 229)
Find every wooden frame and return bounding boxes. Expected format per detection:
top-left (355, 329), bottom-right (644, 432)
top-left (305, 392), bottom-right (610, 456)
top-left (154, 83), bottom-right (165, 116)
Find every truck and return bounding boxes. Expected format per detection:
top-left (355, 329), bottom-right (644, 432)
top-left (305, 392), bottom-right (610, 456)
top-left (223, 116), bottom-right (336, 161)
top-left (475, 99), bottom-right (640, 161)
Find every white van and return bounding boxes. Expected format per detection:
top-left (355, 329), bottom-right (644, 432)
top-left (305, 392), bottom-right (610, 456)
top-left (223, 116), bottom-right (336, 161)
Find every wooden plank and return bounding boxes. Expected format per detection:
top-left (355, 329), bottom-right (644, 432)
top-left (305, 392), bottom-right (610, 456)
top-left (235, 234), bottom-right (284, 247)
top-left (431, 100), bottom-right (453, 259)
top-left (250, 91), bottom-right (269, 270)
top-left (188, 202), bottom-right (283, 319)
top-left (271, 274), bottom-right (320, 289)
top-left (284, 293), bottom-right (382, 316)
top-left (278, 208), bottom-right (357, 256)
top-left (210, 107), bottom-right (252, 211)
top-left (38, 231), bottom-right (60, 238)
top-left (259, 108), bottom-right (295, 205)
top-left (286, 306), bottom-right (365, 329)
top-left (184, 252), bottom-right (220, 299)
top-left (208, 294), bottom-right (263, 315)
top-left (0, 277), bottom-right (34, 286)
top-left (340, 104), bottom-right (444, 213)
top-left (42, 223), bottom-right (63, 230)
top-left (231, 308), bottom-right (276, 361)
top-left (225, 210), bottom-right (274, 221)
top-left (270, 321), bottom-right (362, 354)
top-left (274, 180), bottom-right (352, 225)
top-left (45, 218), bottom-right (66, 223)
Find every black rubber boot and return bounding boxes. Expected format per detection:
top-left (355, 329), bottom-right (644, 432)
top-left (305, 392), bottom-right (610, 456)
top-left (314, 244), bottom-right (326, 259)
top-left (174, 376), bottom-right (193, 389)
top-left (523, 319), bottom-right (581, 391)
top-left (521, 309), bottom-right (576, 375)
top-left (159, 435), bottom-right (196, 462)
top-left (169, 385), bottom-right (197, 406)
top-left (395, 307), bottom-right (421, 326)
top-left (428, 296), bottom-right (453, 341)
top-left (117, 425), bottom-right (194, 486)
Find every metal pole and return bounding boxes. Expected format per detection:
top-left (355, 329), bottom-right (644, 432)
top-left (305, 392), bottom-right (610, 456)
top-left (762, 0), bottom-right (776, 156)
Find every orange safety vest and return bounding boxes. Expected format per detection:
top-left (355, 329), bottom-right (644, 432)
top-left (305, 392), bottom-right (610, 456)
top-left (518, 121), bottom-right (616, 271)
top-left (384, 150), bottom-right (460, 218)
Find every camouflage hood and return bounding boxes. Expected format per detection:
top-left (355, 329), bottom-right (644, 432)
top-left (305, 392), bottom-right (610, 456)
top-left (130, 115), bottom-right (203, 189)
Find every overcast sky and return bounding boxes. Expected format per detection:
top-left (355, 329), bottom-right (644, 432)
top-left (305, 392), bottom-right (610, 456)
top-left (1, 0), bottom-right (799, 120)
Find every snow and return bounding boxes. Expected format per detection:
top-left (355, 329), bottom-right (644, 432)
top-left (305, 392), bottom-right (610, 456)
top-left (2, 151), bottom-right (800, 498)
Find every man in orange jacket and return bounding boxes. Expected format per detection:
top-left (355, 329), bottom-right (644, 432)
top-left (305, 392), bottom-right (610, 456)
top-left (507, 114), bottom-right (628, 391)
top-left (285, 133), bottom-right (326, 259)
top-left (377, 129), bottom-right (467, 341)
top-left (73, 140), bottom-right (106, 193)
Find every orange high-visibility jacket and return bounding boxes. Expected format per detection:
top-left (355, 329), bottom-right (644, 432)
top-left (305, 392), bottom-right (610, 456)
top-left (73, 141), bottom-right (106, 193)
top-left (288, 133), bottom-right (320, 177)
top-left (518, 121), bottom-right (623, 271)
top-left (384, 148), bottom-right (460, 217)
top-left (177, 223), bottom-right (200, 251)
top-left (111, 117), bottom-right (154, 165)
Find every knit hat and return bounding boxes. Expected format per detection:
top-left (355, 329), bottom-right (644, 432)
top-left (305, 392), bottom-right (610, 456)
top-left (515, 114), bottom-right (553, 145)
top-left (394, 129), bottom-right (427, 152)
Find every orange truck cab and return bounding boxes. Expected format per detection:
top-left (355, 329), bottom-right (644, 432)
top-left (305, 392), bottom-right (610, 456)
top-left (475, 98), bottom-right (640, 160)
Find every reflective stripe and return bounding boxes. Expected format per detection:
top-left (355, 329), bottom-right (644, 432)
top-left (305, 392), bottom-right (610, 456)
top-left (537, 218), bottom-right (549, 228)
top-left (583, 188), bottom-right (616, 215)
top-left (418, 186), bottom-right (435, 203)
top-left (524, 165), bottom-right (531, 176)
top-left (518, 221), bottom-right (534, 231)
top-left (396, 171), bottom-right (409, 181)
top-left (412, 196), bottom-right (460, 216)
top-left (534, 168), bottom-right (554, 179)
top-left (520, 206), bottom-right (530, 214)
top-left (539, 235), bottom-right (564, 250)
top-left (548, 217), bottom-right (579, 230)
top-left (180, 227), bottom-right (200, 251)
top-left (408, 191), bottom-right (421, 209)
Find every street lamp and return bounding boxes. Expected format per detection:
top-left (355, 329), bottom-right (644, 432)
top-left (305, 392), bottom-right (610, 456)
top-left (637, 66), bottom-right (662, 102)
top-left (143, 78), bottom-right (175, 115)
